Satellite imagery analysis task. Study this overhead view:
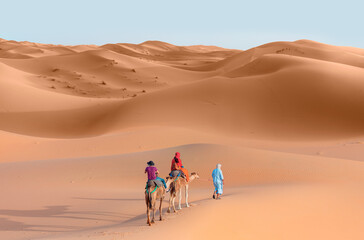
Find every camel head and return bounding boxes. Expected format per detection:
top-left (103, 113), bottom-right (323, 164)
top-left (190, 172), bottom-right (200, 180)
top-left (165, 176), bottom-right (175, 186)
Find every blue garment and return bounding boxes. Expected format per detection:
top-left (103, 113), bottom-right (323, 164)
top-left (156, 177), bottom-right (167, 189)
top-left (212, 168), bottom-right (224, 194)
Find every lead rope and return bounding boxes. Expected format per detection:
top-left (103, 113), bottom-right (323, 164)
top-left (146, 185), bottom-right (158, 194)
top-left (174, 175), bottom-right (180, 182)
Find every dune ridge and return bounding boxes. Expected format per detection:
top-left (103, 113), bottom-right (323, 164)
top-left (1, 38), bottom-right (364, 240)
top-left (2, 39), bottom-right (364, 140)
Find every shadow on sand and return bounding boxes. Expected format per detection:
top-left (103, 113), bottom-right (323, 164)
top-left (0, 205), bottom-right (128, 232)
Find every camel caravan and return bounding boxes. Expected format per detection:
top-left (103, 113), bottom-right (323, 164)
top-left (144, 152), bottom-right (200, 226)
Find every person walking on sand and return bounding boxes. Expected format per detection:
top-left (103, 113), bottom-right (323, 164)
top-left (212, 163), bottom-right (224, 200)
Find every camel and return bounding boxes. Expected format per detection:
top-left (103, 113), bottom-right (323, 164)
top-left (145, 183), bottom-right (165, 226)
top-left (166, 172), bottom-right (199, 213)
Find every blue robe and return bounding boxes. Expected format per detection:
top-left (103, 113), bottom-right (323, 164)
top-left (212, 168), bottom-right (224, 194)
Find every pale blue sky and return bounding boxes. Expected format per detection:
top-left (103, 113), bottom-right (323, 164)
top-left (1, 0), bottom-right (363, 50)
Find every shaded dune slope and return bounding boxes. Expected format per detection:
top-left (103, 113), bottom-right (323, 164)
top-left (1, 39), bottom-right (364, 140)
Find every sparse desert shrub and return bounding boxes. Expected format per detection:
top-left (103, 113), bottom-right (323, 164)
top-left (131, 68), bottom-right (136, 72)
top-left (52, 68), bottom-right (60, 72)
top-left (101, 81), bottom-right (106, 85)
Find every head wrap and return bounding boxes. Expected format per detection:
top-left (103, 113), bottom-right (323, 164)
top-left (174, 152), bottom-right (181, 163)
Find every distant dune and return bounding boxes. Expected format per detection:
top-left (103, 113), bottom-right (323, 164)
top-left (2, 39), bottom-right (364, 139)
top-left (1, 38), bottom-right (364, 240)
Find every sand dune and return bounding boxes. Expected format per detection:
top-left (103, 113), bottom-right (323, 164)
top-left (1, 38), bottom-right (364, 240)
top-left (1, 144), bottom-right (364, 240)
top-left (3, 40), bottom-right (364, 139)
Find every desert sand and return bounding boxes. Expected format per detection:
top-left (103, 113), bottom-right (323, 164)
top-left (1, 38), bottom-right (364, 239)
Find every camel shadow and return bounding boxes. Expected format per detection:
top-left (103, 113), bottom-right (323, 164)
top-left (74, 197), bottom-right (144, 202)
top-left (0, 193), bottom-right (232, 232)
top-left (0, 204), bottom-right (129, 232)
top-left (0, 216), bottom-right (77, 232)
top-left (0, 205), bottom-right (69, 218)
top-left (0, 217), bottom-right (38, 232)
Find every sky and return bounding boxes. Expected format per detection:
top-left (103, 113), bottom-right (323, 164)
top-left (1, 0), bottom-right (363, 50)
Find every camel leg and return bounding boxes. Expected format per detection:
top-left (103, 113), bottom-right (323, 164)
top-left (159, 197), bottom-right (163, 221)
top-left (172, 195), bottom-right (177, 212)
top-left (146, 193), bottom-right (151, 226)
top-left (147, 204), bottom-right (151, 226)
top-left (151, 201), bottom-right (155, 223)
top-left (167, 193), bottom-right (172, 213)
top-left (185, 184), bottom-right (190, 208)
top-left (177, 189), bottom-right (182, 210)
top-left (147, 208), bottom-right (151, 226)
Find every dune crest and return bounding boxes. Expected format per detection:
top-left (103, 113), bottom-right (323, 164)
top-left (1, 38), bottom-right (364, 240)
top-left (1, 38), bottom-right (364, 140)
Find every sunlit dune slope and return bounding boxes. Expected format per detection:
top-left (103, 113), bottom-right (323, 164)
top-left (1, 38), bottom-right (364, 140)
